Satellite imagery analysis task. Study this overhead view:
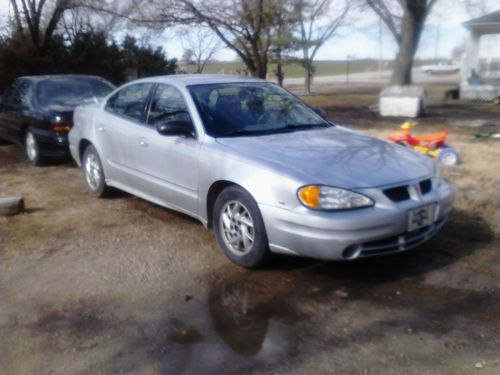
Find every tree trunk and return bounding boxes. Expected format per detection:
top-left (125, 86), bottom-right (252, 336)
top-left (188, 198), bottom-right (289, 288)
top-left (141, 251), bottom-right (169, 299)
top-left (390, 1), bottom-right (427, 85)
top-left (250, 56), bottom-right (267, 79)
top-left (275, 47), bottom-right (284, 87)
top-left (304, 60), bottom-right (313, 94)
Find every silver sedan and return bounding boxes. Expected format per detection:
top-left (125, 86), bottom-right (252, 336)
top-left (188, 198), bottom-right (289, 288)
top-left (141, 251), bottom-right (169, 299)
top-left (69, 75), bottom-right (455, 267)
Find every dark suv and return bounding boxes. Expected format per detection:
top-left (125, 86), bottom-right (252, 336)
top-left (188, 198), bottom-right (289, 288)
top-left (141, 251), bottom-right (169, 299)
top-left (0, 75), bottom-right (114, 165)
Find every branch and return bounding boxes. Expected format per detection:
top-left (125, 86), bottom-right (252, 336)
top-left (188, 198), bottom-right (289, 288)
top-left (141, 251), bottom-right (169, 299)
top-left (366, 0), bottom-right (402, 45)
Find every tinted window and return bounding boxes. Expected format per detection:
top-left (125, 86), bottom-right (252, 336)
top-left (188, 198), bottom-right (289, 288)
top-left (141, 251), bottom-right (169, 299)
top-left (2, 80), bottom-right (33, 108)
top-left (188, 82), bottom-right (328, 137)
top-left (147, 84), bottom-right (191, 126)
top-left (106, 83), bottom-right (154, 122)
top-left (37, 77), bottom-right (114, 107)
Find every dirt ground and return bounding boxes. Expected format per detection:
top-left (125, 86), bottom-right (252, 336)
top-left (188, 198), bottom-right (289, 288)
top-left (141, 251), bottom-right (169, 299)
top-left (0, 90), bottom-right (499, 375)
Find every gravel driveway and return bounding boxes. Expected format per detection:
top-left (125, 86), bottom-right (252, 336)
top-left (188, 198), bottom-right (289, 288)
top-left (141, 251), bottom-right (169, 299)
top-left (0, 138), bottom-right (499, 374)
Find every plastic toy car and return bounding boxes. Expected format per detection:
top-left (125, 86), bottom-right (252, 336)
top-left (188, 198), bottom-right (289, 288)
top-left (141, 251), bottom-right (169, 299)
top-left (388, 121), bottom-right (460, 165)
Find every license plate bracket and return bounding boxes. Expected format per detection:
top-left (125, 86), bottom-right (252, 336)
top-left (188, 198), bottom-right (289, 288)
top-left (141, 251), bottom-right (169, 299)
top-left (407, 203), bottom-right (436, 232)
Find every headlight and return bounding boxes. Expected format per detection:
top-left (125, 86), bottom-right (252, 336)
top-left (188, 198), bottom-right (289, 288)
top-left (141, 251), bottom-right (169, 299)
top-left (297, 185), bottom-right (374, 210)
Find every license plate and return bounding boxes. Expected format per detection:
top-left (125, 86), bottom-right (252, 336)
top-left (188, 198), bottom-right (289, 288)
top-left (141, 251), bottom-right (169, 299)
top-left (408, 204), bottom-right (435, 232)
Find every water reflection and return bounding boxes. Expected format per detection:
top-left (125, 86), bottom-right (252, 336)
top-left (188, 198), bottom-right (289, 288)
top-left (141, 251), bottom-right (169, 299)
top-left (160, 268), bottom-right (298, 374)
top-left (208, 280), bottom-right (271, 356)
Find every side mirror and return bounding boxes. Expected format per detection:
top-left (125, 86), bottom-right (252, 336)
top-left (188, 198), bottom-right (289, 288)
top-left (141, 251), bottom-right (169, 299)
top-left (156, 119), bottom-right (195, 138)
top-left (313, 107), bottom-right (327, 119)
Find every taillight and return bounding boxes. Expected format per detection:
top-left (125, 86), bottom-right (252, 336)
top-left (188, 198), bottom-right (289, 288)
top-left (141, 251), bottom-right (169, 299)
top-left (51, 115), bottom-right (71, 132)
top-left (51, 123), bottom-right (71, 132)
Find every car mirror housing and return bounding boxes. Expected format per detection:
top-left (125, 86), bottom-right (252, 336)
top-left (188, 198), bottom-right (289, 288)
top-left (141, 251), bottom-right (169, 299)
top-left (156, 120), bottom-right (195, 138)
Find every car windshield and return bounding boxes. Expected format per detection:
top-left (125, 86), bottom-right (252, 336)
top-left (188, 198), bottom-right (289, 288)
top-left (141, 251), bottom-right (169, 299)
top-left (188, 82), bottom-right (330, 137)
top-left (37, 77), bottom-right (115, 107)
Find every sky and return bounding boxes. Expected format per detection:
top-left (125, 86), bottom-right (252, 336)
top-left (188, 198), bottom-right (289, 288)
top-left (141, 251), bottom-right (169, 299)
top-left (0, 0), bottom-right (497, 61)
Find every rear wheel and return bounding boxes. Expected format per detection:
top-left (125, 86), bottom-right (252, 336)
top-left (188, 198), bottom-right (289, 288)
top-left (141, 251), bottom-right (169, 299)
top-left (82, 145), bottom-right (110, 197)
top-left (25, 129), bottom-right (45, 166)
top-left (213, 186), bottom-right (270, 268)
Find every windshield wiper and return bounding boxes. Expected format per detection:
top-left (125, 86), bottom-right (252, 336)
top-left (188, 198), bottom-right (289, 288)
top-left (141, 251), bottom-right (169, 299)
top-left (283, 123), bottom-right (330, 130)
top-left (217, 123), bottom-right (330, 137)
top-left (218, 129), bottom-right (255, 137)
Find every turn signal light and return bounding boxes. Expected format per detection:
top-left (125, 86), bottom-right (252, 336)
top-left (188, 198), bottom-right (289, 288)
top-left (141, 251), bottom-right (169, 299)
top-left (298, 185), bottom-right (320, 208)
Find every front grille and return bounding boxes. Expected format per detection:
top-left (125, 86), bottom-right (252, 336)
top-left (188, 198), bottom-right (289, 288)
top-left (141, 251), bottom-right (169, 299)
top-left (383, 186), bottom-right (410, 202)
top-left (419, 179), bottom-right (432, 195)
top-left (383, 178), bottom-right (433, 202)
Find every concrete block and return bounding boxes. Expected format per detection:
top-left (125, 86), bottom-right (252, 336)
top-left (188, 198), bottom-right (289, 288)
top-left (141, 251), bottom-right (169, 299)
top-left (0, 196), bottom-right (25, 216)
top-left (379, 85), bottom-right (425, 117)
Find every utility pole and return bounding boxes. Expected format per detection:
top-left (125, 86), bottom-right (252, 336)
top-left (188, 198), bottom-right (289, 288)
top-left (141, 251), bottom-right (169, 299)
top-left (378, 18), bottom-right (383, 78)
top-left (434, 24), bottom-right (440, 63)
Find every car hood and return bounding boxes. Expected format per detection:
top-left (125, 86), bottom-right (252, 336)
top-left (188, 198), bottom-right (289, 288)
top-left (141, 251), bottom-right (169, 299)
top-left (215, 126), bottom-right (433, 188)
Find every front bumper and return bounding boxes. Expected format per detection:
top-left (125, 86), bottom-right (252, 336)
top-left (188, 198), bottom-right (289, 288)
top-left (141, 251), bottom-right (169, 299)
top-left (260, 180), bottom-right (455, 261)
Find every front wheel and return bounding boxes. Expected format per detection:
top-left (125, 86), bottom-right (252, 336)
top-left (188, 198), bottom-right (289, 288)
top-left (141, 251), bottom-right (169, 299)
top-left (213, 186), bottom-right (270, 268)
top-left (82, 145), bottom-right (110, 197)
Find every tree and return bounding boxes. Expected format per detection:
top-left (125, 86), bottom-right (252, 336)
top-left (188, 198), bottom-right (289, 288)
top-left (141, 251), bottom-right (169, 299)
top-left (182, 0), bottom-right (282, 78)
top-left (270, 0), bottom-right (298, 86)
top-left (366, 0), bottom-right (438, 85)
top-left (8, 0), bottom-right (79, 54)
top-left (180, 27), bottom-right (220, 73)
top-left (294, 0), bottom-right (349, 93)
top-left (121, 35), bottom-right (177, 79)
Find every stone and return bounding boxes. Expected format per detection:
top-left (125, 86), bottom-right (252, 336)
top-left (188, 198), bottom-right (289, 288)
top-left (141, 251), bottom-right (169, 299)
top-left (0, 196), bottom-right (25, 216)
top-left (379, 85), bottom-right (425, 117)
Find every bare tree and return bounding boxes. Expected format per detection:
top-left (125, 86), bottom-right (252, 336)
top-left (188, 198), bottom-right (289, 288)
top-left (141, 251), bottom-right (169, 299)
top-left (294, 0), bottom-right (350, 93)
top-left (111, 0), bottom-right (282, 78)
top-left (180, 27), bottom-right (220, 73)
top-left (60, 4), bottom-right (122, 44)
top-left (175, 0), bottom-right (284, 78)
top-left (270, 0), bottom-right (298, 86)
top-left (366, 0), bottom-right (438, 85)
top-left (8, 0), bottom-right (82, 53)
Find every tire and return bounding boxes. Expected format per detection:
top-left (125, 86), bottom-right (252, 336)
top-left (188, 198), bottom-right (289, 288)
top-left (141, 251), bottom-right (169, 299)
top-left (213, 185), bottom-right (270, 268)
top-left (25, 129), bottom-right (45, 166)
top-left (82, 144), bottom-right (110, 197)
top-left (439, 146), bottom-right (460, 166)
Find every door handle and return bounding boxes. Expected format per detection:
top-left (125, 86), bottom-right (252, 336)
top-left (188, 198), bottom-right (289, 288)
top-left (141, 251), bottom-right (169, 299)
top-left (98, 126), bottom-right (105, 133)
top-left (139, 139), bottom-right (149, 147)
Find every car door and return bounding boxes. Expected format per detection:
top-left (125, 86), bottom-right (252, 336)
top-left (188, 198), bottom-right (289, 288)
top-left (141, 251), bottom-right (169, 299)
top-left (0, 79), bottom-right (34, 145)
top-left (96, 82), bottom-right (154, 189)
top-left (131, 83), bottom-right (200, 216)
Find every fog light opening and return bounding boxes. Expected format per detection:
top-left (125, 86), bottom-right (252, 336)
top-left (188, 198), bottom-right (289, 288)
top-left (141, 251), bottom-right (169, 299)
top-left (342, 245), bottom-right (362, 260)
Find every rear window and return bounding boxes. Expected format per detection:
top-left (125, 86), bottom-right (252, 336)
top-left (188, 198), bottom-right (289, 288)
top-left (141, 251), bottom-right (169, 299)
top-left (37, 77), bottom-right (114, 107)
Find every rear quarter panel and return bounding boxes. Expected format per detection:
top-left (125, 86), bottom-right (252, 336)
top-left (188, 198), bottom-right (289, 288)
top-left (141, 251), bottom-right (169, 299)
top-left (69, 102), bottom-right (101, 166)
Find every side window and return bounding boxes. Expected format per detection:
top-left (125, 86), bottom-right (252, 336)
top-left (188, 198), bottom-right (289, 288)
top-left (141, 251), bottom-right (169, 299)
top-left (105, 83), bottom-right (154, 122)
top-left (147, 84), bottom-right (192, 126)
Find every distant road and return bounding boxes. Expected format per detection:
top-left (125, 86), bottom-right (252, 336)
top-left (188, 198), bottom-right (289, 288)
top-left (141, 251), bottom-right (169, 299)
top-left (282, 69), bottom-right (460, 89)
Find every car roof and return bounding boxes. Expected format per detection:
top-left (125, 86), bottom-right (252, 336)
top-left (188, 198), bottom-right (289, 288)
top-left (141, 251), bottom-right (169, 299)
top-left (18, 74), bottom-right (110, 83)
top-left (133, 74), bottom-right (267, 87)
